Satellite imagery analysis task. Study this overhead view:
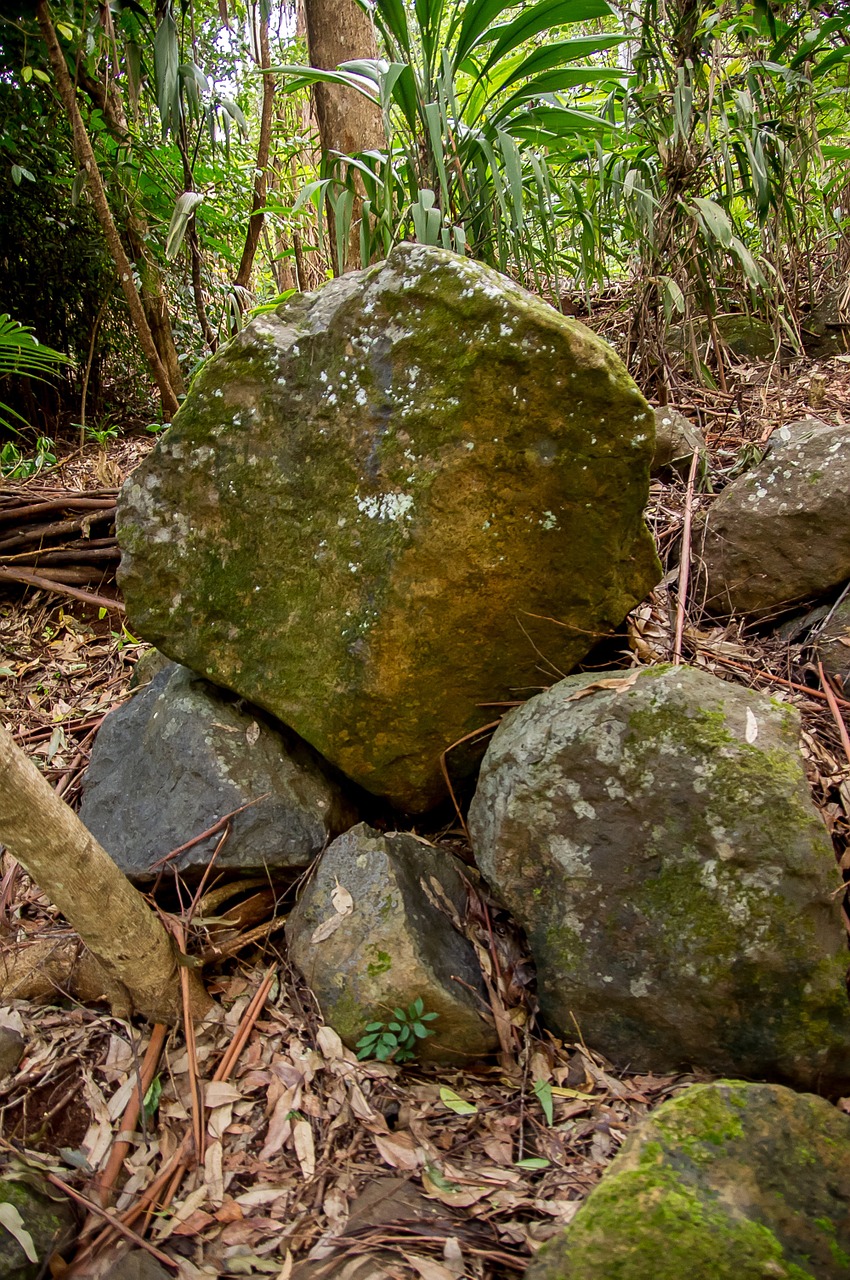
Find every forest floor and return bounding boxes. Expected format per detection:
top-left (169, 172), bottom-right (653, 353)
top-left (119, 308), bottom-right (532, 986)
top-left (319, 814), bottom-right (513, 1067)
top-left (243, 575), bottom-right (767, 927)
top-left (0, 330), bottom-right (849, 1280)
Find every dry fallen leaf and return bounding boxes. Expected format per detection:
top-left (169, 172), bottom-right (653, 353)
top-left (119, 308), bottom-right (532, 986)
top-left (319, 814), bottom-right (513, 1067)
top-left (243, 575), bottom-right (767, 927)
top-left (373, 1130), bottom-right (424, 1170)
top-left (311, 879), bottom-right (355, 943)
top-left (406, 1254), bottom-right (458, 1280)
top-left (293, 1117), bottom-right (316, 1178)
top-left (564, 670), bottom-right (640, 703)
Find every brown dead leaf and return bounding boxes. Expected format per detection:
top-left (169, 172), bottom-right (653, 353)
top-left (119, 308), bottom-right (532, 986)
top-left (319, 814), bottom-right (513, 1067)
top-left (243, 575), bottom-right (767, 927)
top-left (406, 1255), bottom-right (458, 1280)
top-left (293, 1117), bottom-right (316, 1177)
top-left (373, 1130), bottom-right (424, 1170)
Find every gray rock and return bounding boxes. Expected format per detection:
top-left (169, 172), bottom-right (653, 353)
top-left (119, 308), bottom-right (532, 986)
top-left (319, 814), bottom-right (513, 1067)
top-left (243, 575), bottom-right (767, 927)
top-left (117, 243), bottom-right (660, 811)
top-left (468, 664), bottom-right (850, 1090)
top-left (80, 663), bottom-right (357, 883)
top-left (697, 419), bottom-right (850, 617)
top-left (108, 1250), bottom-right (173, 1280)
top-left (815, 596), bottom-right (850, 687)
top-left (0, 1168), bottom-right (76, 1280)
top-left (285, 823), bottom-right (498, 1063)
top-left (527, 1081), bottom-right (850, 1280)
top-left (0, 1027), bottom-right (24, 1078)
top-left (651, 407), bottom-right (706, 477)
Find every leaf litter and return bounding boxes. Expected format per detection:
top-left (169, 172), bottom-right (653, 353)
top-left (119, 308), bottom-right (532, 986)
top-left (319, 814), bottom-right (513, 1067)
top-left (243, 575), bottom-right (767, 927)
top-left (2, 360), bottom-right (850, 1276)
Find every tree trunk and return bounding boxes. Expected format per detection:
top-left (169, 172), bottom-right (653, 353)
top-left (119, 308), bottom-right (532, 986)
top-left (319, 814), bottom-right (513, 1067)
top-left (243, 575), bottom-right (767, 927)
top-left (304, 0), bottom-right (385, 273)
top-left (0, 725), bottom-right (210, 1025)
top-left (75, 62), bottom-right (186, 394)
top-left (36, 1), bottom-right (181, 418)
top-left (235, 8), bottom-right (276, 290)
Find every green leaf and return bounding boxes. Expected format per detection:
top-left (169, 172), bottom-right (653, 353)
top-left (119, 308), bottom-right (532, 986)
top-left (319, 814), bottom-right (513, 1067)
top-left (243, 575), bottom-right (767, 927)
top-left (440, 1087), bottom-right (478, 1115)
top-left (533, 1079), bottom-right (554, 1126)
top-left (480, 0), bottom-right (614, 72)
top-left (411, 997), bottom-right (424, 1019)
top-left (153, 10), bottom-right (180, 138)
top-left (143, 1075), bottom-right (162, 1120)
top-left (516, 1157), bottom-right (550, 1169)
top-left (165, 191), bottom-right (205, 260)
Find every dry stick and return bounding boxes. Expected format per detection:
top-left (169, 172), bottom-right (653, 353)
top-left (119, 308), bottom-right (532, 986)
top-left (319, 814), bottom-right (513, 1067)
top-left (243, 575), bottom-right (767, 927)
top-left (54, 725), bottom-right (99, 801)
top-left (173, 921), bottom-right (205, 1164)
top-left (41, 1171), bottom-right (178, 1271)
top-left (439, 721), bottom-right (503, 841)
top-left (149, 795), bottom-right (270, 870)
top-left (0, 565), bottom-right (124, 613)
top-left (94, 1023), bottom-right (168, 1207)
top-left (0, 496), bottom-right (117, 524)
top-left (702, 651), bottom-right (850, 711)
top-left (817, 661), bottom-right (850, 766)
top-left (672, 449), bottom-right (700, 665)
top-left (214, 966), bottom-right (277, 1083)
top-left (80, 967), bottom-right (277, 1264)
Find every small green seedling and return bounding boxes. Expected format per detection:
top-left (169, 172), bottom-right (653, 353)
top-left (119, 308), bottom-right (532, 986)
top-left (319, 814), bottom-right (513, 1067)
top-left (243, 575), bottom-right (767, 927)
top-left (356, 998), bottom-right (438, 1064)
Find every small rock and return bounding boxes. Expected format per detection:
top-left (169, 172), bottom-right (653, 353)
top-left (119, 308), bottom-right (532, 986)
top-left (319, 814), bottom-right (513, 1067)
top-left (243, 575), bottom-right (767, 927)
top-left (697, 418), bottom-right (850, 617)
top-left (526, 1080), bottom-right (850, 1280)
top-left (0, 1026), bottom-right (24, 1078)
top-left (815, 597), bottom-right (850, 688)
top-left (106, 1250), bottom-right (173, 1280)
top-left (651, 407), bottom-right (706, 477)
top-left (0, 1167), bottom-right (77, 1280)
top-left (80, 664), bottom-right (357, 882)
top-left (285, 823), bottom-right (498, 1063)
top-left (128, 647), bottom-right (171, 691)
top-left (468, 665), bottom-right (850, 1090)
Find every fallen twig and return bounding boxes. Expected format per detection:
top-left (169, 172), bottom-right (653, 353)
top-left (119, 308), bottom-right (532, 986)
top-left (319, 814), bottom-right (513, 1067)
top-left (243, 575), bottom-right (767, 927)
top-left (0, 565), bottom-right (124, 613)
top-left (673, 450), bottom-right (700, 664)
top-left (818, 661), bottom-right (850, 767)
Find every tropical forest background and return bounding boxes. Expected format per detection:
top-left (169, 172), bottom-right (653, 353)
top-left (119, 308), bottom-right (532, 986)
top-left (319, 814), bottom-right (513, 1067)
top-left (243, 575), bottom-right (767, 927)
top-left (1, 0), bottom-right (849, 465)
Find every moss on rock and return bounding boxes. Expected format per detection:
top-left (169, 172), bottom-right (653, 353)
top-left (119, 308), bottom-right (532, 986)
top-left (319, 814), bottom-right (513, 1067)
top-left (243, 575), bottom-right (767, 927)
top-left (527, 1081), bottom-right (850, 1280)
top-left (118, 244), bottom-right (659, 811)
top-left (468, 665), bottom-right (850, 1089)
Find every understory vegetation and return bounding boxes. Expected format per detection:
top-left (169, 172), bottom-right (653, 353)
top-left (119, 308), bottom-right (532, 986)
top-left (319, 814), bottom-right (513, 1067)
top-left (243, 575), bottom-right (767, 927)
top-left (0, 0), bottom-right (848, 451)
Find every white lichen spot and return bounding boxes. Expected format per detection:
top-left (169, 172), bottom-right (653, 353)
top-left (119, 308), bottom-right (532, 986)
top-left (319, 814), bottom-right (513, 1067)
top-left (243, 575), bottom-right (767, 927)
top-left (356, 491), bottom-right (415, 522)
top-left (319, 371), bottom-right (328, 383)
top-left (540, 511), bottom-right (558, 530)
top-left (630, 976), bottom-right (651, 998)
top-left (355, 388), bottom-right (368, 406)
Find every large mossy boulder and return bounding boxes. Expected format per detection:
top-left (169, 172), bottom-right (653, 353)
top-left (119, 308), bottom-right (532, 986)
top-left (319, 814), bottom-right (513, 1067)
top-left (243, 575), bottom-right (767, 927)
top-left (697, 418), bottom-right (850, 618)
top-left (526, 1081), bottom-right (850, 1280)
top-left (285, 823), bottom-right (498, 1063)
top-left (468, 665), bottom-right (850, 1090)
top-left (79, 663), bottom-right (357, 882)
top-left (117, 244), bottom-right (660, 811)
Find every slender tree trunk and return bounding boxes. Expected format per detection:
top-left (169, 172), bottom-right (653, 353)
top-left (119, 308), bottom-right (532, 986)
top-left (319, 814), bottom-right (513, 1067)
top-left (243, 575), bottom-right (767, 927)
top-left (37, 1), bottom-right (180, 417)
top-left (304, 0), bottom-right (385, 273)
top-left (235, 9), bottom-right (276, 289)
top-left (0, 725), bottom-right (210, 1025)
top-left (177, 124), bottom-right (218, 351)
top-left (75, 63), bottom-right (186, 394)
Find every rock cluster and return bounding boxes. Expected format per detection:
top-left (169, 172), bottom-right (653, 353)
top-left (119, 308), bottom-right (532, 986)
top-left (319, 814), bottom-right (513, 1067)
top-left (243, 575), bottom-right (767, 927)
top-left (117, 243), bottom-right (659, 811)
top-left (83, 249), bottom-right (850, 1098)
